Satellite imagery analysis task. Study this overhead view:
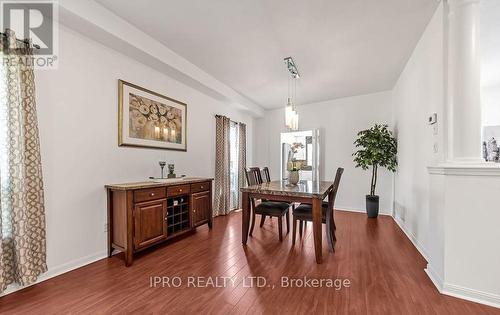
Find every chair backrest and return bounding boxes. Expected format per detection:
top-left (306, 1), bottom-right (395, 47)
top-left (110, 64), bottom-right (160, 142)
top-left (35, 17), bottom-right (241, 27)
top-left (245, 167), bottom-right (262, 186)
top-left (327, 167), bottom-right (344, 211)
top-left (261, 167), bottom-right (271, 183)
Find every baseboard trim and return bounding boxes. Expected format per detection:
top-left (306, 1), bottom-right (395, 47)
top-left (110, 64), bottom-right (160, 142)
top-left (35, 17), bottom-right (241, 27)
top-left (425, 265), bottom-right (444, 292)
top-left (442, 283), bottom-right (500, 309)
top-left (393, 216), bottom-right (429, 260)
top-left (1, 250), bottom-right (109, 297)
top-left (425, 257), bottom-right (500, 309)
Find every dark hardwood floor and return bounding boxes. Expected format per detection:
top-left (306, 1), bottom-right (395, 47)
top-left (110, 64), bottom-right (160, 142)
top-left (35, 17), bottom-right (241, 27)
top-left (1, 210), bottom-right (498, 314)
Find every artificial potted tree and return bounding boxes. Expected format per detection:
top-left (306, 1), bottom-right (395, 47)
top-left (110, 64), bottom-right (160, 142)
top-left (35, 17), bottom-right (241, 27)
top-left (353, 124), bottom-right (397, 218)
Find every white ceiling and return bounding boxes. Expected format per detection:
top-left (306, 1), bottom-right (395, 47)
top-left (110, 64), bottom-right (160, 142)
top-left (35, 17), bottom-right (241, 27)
top-left (96, 0), bottom-right (439, 109)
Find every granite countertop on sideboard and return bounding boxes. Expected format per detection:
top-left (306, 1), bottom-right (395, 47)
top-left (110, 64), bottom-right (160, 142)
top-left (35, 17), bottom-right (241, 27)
top-left (105, 177), bottom-right (213, 190)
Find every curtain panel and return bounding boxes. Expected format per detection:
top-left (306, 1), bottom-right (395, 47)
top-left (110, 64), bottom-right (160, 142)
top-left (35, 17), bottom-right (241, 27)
top-left (0, 29), bottom-right (47, 292)
top-left (237, 123), bottom-right (246, 208)
top-left (213, 115), bottom-right (231, 216)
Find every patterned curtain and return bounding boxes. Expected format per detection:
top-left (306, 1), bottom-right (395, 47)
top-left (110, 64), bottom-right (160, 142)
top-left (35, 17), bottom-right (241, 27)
top-left (0, 29), bottom-right (47, 292)
top-left (213, 115), bottom-right (231, 216)
top-left (237, 123), bottom-right (246, 208)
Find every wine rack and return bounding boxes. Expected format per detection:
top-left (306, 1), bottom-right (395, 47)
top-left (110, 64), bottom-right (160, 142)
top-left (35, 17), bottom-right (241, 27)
top-left (166, 195), bottom-right (190, 235)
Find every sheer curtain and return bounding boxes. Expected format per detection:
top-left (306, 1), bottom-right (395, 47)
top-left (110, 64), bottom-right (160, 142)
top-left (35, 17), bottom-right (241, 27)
top-left (237, 123), bottom-right (246, 208)
top-left (0, 29), bottom-right (47, 292)
top-left (229, 121), bottom-right (239, 210)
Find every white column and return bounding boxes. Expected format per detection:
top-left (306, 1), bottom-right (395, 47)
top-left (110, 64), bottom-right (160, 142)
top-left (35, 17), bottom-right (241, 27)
top-left (447, 0), bottom-right (482, 163)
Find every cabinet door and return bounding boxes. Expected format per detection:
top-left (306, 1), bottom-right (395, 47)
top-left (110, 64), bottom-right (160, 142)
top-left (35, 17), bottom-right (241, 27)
top-left (134, 199), bottom-right (167, 249)
top-left (191, 191), bottom-right (211, 227)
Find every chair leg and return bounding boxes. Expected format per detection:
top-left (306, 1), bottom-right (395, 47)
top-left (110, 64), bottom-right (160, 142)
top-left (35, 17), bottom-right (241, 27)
top-left (260, 215), bottom-right (266, 227)
top-left (331, 210), bottom-right (337, 241)
top-left (326, 214), bottom-right (334, 252)
top-left (249, 209), bottom-right (256, 237)
top-left (327, 208), bottom-right (336, 252)
top-left (285, 211), bottom-right (290, 233)
top-left (299, 220), bottom-right (303, 238)
top-left (332, 216), bottom-right (337, 242)
top-left (292, 216), bottom-right (297, 246)
top-left (278, 216), bottom-right (283, 241)
top-left (333, 211), bottom-right (336, 231)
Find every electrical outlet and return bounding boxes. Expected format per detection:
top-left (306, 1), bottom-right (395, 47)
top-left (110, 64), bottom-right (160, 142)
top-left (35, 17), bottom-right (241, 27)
top-left (433, 143), bottom-right (439, 153)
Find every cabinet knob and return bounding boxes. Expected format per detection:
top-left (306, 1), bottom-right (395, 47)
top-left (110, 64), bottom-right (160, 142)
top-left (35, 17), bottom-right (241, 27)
top-left (150, 193), bottom-right (155, 196)
top-left (201, 186), bottom-right (204, 189)
top-left (193, 209), bottom-right (196, 213)
top-left (164, 217), bottom-right (167, 221)
top-left (179, 189), bottom-right (182, 192)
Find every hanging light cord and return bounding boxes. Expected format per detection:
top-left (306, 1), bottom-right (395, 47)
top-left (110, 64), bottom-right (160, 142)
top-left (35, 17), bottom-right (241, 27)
top-left (288, 75), bottom-right (290, 102)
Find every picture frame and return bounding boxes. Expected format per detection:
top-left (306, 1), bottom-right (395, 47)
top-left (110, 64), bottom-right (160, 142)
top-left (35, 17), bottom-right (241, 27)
top-left (118, 80), bottom-right (187, 151)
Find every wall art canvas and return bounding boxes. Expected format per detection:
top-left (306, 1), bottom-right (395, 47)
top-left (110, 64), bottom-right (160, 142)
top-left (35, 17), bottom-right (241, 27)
top-left (118, 80), bottom-right (187, 151)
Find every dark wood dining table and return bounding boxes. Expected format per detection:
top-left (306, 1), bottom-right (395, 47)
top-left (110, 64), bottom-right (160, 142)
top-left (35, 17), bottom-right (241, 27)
top-left (240, 180), bottom-right (336, 264)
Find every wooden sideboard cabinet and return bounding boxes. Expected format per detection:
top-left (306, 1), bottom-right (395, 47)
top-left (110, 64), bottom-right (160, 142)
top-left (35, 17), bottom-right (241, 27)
top-left (105, 178), bottom-right (213, 266)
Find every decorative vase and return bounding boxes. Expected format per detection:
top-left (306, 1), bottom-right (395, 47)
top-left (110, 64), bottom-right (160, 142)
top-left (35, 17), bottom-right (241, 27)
top-left (366, 195), bottom-right (379, 218)
top-left (288, 170), bottom-right (300, 185)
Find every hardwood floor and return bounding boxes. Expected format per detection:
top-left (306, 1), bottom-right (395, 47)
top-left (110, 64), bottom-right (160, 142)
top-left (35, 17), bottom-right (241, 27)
top-left (1, 210), bottom-right (498, 314)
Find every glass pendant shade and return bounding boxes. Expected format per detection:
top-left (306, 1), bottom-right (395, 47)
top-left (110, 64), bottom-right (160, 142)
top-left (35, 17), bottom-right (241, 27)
top-left (285, 97), bottom-right (299, 131)
top-left (292, 110), bottom-right (299, 131)
top-left (285, 97), bottom-right (295, 130)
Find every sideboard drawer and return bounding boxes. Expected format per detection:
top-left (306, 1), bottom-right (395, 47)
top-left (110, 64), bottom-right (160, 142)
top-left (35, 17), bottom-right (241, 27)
top-left (134, 187), bottom-right (166, 203)
top-left (191, 181), bottom-right (210, 193)
top-left (167, 184), bottom-right (190, 197)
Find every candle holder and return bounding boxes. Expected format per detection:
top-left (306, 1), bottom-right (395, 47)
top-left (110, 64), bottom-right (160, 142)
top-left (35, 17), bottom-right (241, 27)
top-left (159, 161), bottom-right (166, 179)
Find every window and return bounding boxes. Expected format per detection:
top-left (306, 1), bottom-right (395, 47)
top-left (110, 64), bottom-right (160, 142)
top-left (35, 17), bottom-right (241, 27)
top-left (229, 121), bottom-right (239, 210)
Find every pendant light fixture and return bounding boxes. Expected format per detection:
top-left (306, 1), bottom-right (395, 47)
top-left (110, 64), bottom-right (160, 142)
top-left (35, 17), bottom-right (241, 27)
top-left (284, 57), bottom-right (300, 131)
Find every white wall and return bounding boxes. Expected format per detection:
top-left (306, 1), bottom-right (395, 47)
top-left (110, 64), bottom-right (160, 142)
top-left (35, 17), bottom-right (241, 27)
top-left (481, 0), bottom-right (500, 128)
top-left (482, 85), bottom-right (500, 127)
top-left (395, 2), bottom-right (500, 307)
top-left (482, 85), bottom-right (500, 144)
top-left (443, 173), bottom-right (500, 304)
top-left (254, 91), bottom-right (394, 214)
top-left (391, 3), bottom-right (444, 257)
top-left (4, 25), bottom-right (254, 294)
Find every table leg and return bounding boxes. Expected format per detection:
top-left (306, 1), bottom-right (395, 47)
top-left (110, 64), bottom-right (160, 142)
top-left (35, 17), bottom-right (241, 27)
top-left (242, 191), bottom-right (250, 245)
top-left (312, 197), bottom-right (323, 264)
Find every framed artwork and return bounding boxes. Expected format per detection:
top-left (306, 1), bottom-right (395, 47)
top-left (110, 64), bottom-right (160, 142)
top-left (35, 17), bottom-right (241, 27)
top-left (118, 80), bottom-right (187, 151)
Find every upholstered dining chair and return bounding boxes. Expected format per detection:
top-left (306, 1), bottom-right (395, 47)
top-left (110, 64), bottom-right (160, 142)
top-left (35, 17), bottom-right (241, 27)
top-left (245, 168), bottom-right (291, 241)
top-left (291, 167), bottom-right (344, 251)
top-left (260, 167), bottom-right (294, 228)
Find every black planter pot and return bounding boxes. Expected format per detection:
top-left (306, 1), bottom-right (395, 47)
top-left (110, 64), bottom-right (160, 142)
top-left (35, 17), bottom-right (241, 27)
top-left (366, 195), bottom-right (379, 218)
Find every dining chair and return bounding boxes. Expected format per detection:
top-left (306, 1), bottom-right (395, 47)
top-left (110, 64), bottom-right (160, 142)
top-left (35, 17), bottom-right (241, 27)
top-left (260, 167), bottom-right (294, 228)
top-left (259, 167), bottom-right (271, 227)
top-left (245, 168), bottom-right (290, 241)
top-left (291, 167), bottom-right (344, 251)
top-left (261, 167), bottom-right (271, 183)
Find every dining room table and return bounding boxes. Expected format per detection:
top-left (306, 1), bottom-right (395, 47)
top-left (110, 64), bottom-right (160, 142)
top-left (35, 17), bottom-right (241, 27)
top-left (240, 180), bottom-right (336, 264)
